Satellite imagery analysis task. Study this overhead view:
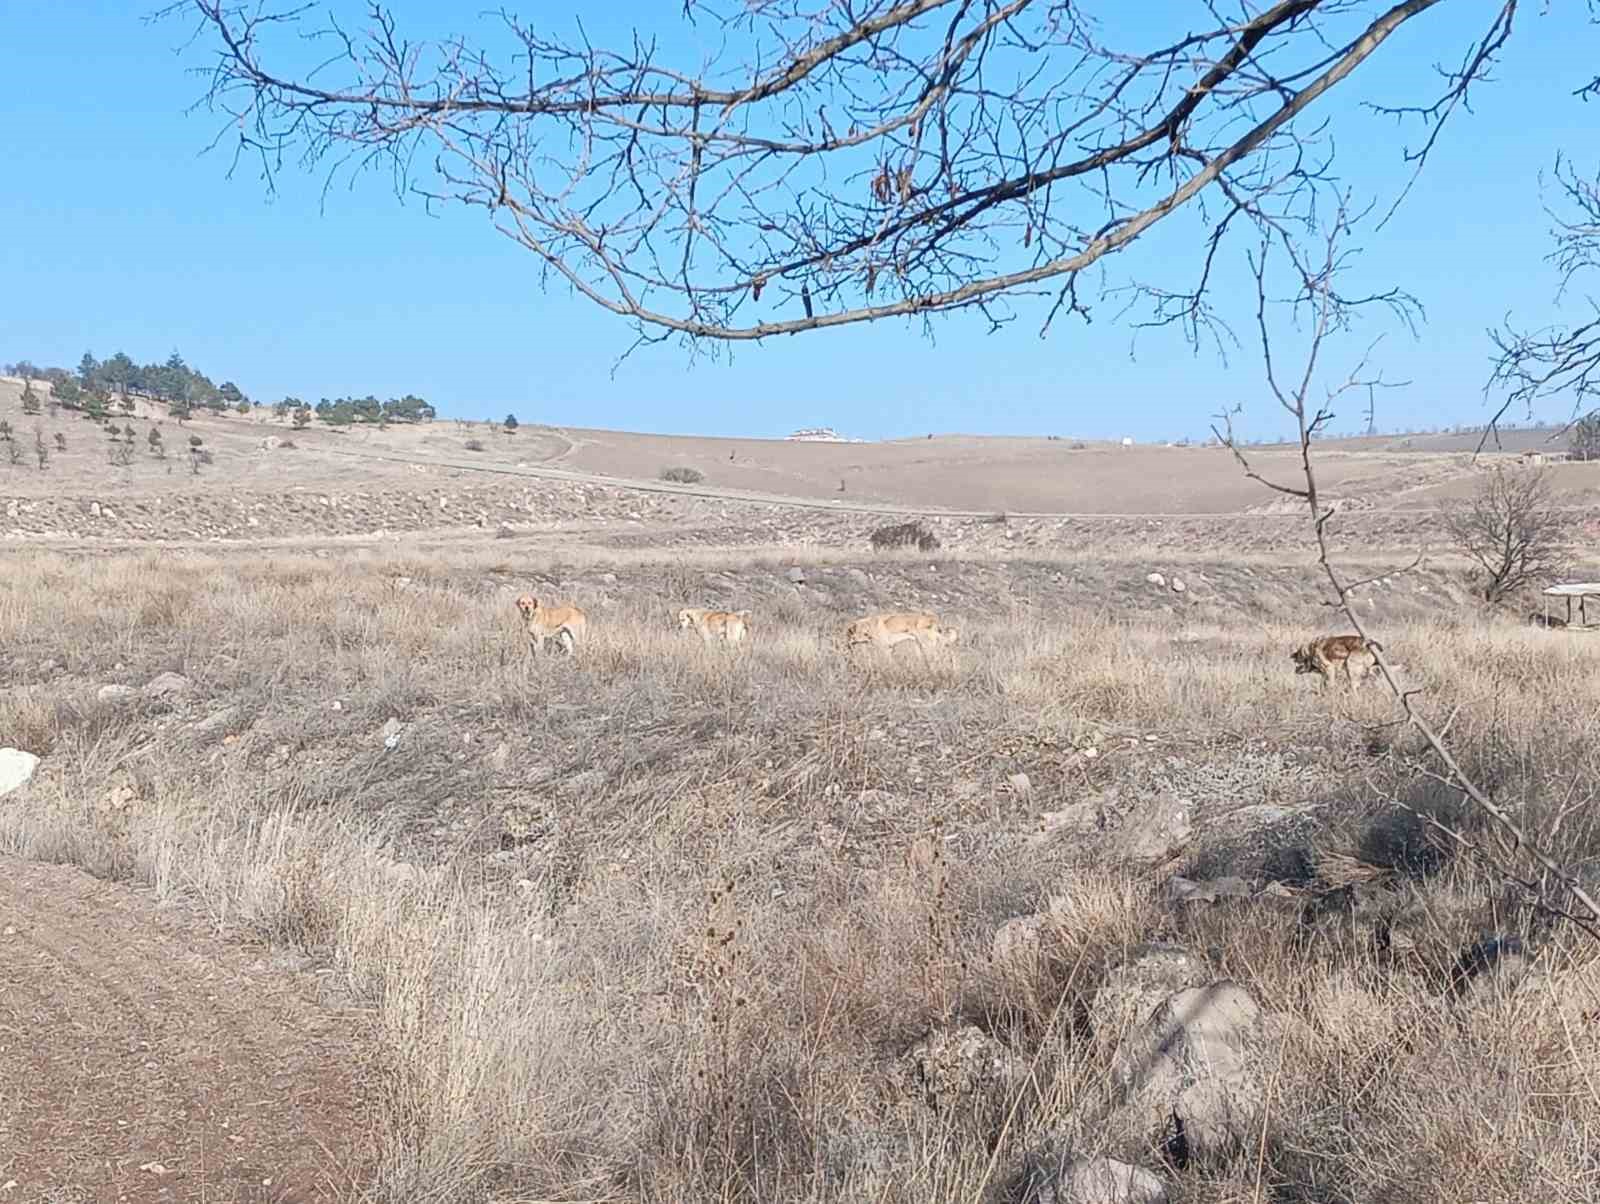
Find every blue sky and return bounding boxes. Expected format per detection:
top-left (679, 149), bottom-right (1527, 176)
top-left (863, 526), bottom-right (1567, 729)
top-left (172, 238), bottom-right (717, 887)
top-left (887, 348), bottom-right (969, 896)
top-left (2, 2), bottom-right (1595, 442)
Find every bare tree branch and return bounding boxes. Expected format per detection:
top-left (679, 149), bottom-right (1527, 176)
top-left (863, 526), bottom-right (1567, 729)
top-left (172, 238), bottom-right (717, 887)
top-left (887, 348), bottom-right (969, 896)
top-left (1485, 154), bottom-right (1600, 451)
top-left (159, 1), bottom-right (1529, 344)
top-left (1220, 205), bottom-right (1600, 936)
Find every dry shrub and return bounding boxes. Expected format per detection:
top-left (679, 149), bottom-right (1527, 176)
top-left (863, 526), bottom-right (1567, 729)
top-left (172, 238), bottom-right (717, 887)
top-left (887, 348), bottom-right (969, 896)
top-left (870, 519), bottom-right (940, 553)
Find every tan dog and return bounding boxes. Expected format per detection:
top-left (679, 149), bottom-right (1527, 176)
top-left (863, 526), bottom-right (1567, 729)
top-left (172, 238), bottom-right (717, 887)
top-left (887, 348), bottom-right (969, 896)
top-left (516, 594), bottom-right (588, 656)
top-left (1291, 634), bottom-right (1381, 689)
top-left (677, 607), bottom-right (752, 645)
top-left (845, 611), bottom-right (960, 660)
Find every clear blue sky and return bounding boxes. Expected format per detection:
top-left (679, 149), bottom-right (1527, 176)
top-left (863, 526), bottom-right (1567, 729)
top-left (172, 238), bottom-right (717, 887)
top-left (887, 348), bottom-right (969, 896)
top-left (2, 2), bottom-right (1595, 442)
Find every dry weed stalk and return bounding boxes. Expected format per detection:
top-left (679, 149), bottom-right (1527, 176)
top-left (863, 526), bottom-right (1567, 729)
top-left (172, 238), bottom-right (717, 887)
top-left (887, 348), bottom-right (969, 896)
top-left (1218, 203), bottom-right (1600, 936)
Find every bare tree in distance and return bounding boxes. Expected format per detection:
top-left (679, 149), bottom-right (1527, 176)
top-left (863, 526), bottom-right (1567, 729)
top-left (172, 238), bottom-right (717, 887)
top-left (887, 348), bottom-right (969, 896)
top-left (1214, 205), bottom-right (1600, 937)
top-left (1445, 466), bottom-right (1562, 605)
top-left (163, 1), bottom-right (1562, 352)
top-left (1570, 410), bottom-right (1600, 460)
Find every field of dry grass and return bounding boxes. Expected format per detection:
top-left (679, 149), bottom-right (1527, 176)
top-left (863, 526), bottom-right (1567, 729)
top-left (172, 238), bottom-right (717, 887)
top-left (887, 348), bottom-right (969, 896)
top-left (4, 537), bottom-right (1600, 1202)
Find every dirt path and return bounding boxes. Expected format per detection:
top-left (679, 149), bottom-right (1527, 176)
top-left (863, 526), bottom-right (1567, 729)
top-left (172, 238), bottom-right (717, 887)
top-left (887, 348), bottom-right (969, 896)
top-left (0, 858), bottom-right (372, 1202)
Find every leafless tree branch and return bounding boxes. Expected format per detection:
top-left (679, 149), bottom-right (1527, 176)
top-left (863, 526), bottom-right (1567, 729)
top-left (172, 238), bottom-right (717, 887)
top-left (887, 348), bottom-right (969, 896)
top-left (159, 0), bottom-right (1527, 345)
top-left (1485, 153), bottom-right (1600, 452)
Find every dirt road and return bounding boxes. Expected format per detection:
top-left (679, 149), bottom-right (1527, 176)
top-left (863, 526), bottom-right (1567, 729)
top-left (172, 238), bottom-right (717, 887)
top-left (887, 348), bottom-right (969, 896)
top-left (0, 858), bottom-right (371, 1202)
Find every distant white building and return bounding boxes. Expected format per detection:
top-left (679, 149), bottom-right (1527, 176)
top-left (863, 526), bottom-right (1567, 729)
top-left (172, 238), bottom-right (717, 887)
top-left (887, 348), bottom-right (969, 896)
top-left (1121, 436), bottom-right (1134, 448)
top-left (787, 426), bottom-right (864, 443)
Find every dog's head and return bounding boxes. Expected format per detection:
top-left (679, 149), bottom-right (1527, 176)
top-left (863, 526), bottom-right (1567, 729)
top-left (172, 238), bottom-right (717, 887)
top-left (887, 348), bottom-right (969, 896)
top-left (516, 595), bottom-right (538, 620)
top-left (1289, 643), bottom-right (1316, 674)
top-left (677, 608), bottom-right (696, 629)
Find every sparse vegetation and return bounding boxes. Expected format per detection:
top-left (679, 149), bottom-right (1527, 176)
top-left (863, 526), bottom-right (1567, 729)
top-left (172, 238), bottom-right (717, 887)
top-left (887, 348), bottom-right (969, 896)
top-left (1445, 467), bottom-right (1562, 604)
top-left (464, 437), bottom-right (486, 452)
top-left (3, 544), bottom-right (1600, 1203)
top-left (660, 465), bottom-right (704, 484)
top-left (870, 519), bottom-right (940, 553)
top-left (1571, 411), bottom-right (1600, 461)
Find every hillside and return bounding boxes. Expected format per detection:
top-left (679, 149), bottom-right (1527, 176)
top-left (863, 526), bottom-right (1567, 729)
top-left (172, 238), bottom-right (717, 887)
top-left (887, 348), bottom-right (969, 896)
top-left (5, 377), bottom-right (1598, 532)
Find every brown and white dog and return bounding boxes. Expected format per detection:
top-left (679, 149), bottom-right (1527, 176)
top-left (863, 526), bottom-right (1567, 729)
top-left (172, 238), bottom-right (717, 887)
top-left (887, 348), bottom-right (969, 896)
top-left (1290, 634), bottom-right (1382, 689)
top-left (516, 595), bottom-right (588, 656)
top-left (677, 606), bottom-right (753, 645)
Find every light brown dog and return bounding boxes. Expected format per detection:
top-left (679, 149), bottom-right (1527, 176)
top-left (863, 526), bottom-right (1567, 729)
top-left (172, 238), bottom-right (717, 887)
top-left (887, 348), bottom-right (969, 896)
top-left (677, 607), bottom-right (752, 645)
top-left (1291, 634), bottom-right (1381, 689)
top-left (516, 594), bottom-right (588, 656)
top-left (845, 611), bottom-right (960, 660)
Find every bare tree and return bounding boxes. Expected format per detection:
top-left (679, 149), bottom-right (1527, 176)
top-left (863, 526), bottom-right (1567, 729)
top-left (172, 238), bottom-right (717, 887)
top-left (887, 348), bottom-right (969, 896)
top-left (1444, 466), bottom-right (1562, 604)
top-left (164, 1), bottom-right (1545, 349)
top-left (1571, 409), bottom-right (1600, 460)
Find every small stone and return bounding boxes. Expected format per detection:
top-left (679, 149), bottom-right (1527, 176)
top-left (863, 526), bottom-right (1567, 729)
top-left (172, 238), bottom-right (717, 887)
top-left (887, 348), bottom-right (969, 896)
top-left (787, 566), bottom-right (806, 584)
top-left (0, 748), bottom-right (40, 797)
top-left (1145, 572), bottom-right (1166, 587)
top-left (904, 1025), bottom-right (1026, 1113)
top-left (142, 671), bottom-right (193, 702)
top-left (1171, 579), bottom-right (1186, 594)
top-left (97, 684), bottom-right (139, 707)
top-left (1023, 1156), bottom-right (1168, 1204)
top-left (191, 706), bottom-right (240, 736)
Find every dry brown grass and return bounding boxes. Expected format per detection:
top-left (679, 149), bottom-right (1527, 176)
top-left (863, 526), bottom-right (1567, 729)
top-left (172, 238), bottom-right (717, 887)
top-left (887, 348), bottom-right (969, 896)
top-left (4, 543), bottom-right (1600, 1202)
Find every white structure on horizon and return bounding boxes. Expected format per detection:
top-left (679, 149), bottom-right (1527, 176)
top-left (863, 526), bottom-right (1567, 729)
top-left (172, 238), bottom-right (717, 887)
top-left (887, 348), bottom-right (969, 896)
top-left (788, 426), bottom-right (863, 443)
top-left (1121, 436), bottom-right (1134, 448)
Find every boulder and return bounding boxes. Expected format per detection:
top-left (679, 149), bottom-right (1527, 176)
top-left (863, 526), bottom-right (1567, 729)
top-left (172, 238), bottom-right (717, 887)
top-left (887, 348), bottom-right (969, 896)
top-left (1108, 981), bottom-right (1280, 1160)
top-left (96, 684), bottom-right (139, 707)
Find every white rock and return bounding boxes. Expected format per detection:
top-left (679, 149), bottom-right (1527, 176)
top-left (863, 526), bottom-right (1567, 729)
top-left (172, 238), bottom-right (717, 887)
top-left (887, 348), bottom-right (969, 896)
top-left (1171, 579), bottom-right (1186, 594)
top-left (1007, 772), bottom-right (1033, 796)
top-left (0, 749), bottom-right (40, 797)
top-left (97, 684), bottom-right (139, 706)
top-left (1145, 572), bottom-right (1166, 587)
